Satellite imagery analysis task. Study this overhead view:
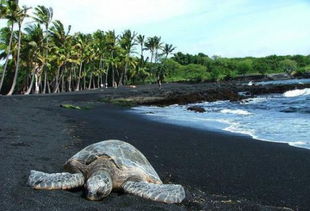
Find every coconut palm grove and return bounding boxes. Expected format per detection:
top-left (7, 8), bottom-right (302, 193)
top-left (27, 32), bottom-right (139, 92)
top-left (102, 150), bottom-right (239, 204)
top-left (1, 0), bottom-right (310, 95)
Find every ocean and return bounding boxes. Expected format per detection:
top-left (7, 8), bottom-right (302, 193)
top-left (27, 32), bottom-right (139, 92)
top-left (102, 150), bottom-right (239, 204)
top-left (132, 79), bottom-right (310, 150)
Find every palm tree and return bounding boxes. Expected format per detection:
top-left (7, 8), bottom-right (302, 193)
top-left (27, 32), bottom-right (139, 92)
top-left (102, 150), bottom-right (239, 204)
top-left (49, 20), bottom-right (72, 93)
top-left (145, 36), bottom-right (162, 63)
top-left (145, 37), bottom-right (155, 63)
top-left (134, 56), bottom-right (149, 83)
top-left (0, 0), bottom-right (7, 19)
top-left (82, 35), bottom-right (96, 90)
top-left (33, 5), bottom-right (53, 94)
top-left (73, 32), bottom-right (92, 91)
top-left (93, 30), bottom-right (106, 88)
top-left (162, 44), bottom-right (176, 59)
top-left (33, 5), bottom-right (53, 31)
top-left (136, 34), bottom-right (145, 58)
top-left (23, 24), bottom-right (45, 94)
top-left (105, 30), bottom-right (118, 87)
top-left (119, 29), bottom-right (136, 85)
top-left (7, 5), bottom-right (30, 96)
top-left (0, 0), bottom-right (179, 94)
top-left (0, 0), bottom-right (19, 93)
top-left (153, 36), bottom-right (162, 63)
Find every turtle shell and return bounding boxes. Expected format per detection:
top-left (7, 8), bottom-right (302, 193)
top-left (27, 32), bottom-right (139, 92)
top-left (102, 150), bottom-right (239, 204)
top-left (67, 140), bottom-right (161, 182)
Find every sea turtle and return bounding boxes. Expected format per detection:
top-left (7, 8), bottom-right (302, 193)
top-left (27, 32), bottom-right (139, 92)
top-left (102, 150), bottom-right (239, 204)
top-left (28, 140), bottom-right (185, 203)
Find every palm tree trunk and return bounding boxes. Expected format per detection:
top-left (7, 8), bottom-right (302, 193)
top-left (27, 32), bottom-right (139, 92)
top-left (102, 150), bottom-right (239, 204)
top-left (42, 71), bottom-right (47, 94)
top-left (124, 61), bottom-right (128, 85)
top-left (39, 74), bottom-right (42, 92)
top-left (7, 23), bottom-right (22, 96)
top-left (83, 75), bottom-right (86, 90)
top-left (68, 69), bottom-right (72, 92)
top-left (25, 71), bottom-right (35, 95)
top-left (97, 75), bottom-right (100, 88)
top-left (155, 49), bottom-right (158, 63)
top-left (118, 71), bottom-right (123, 87)
top-left (88, 73), bottom-right (93, 89)
top-left (105, 66), bottom-right (109, 88)
top-left (93, 78), bottom-right (96, 89)
top-left (118, 62), bottom-right (127, 86)
top-left (151, 51), bottom-right (154, 63)
top-left (42, 23), bottom-right (50, 94)
top-left (47, 80), bottom-right (51, 93)
top-left (112, 66), bottom-right (116, 88)
top-left (35, 65), bottom-right (44, 94)
top-left (53, 66), bottom-right (61, 93)
top-left (35, 74), bottom-right (40, 94)
top-left (61, 74), bottom-right (65, 92)
top-left (75, 62), bottom-right (83, 91)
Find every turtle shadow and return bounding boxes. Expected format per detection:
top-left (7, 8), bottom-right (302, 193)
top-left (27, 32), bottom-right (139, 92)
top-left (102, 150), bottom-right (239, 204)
top-left (67, 187), bottom-right (84, 193)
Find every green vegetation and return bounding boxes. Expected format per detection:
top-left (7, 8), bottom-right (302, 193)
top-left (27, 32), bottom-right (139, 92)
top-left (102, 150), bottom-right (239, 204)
top-left (1, 1), bottom-right (309, 95)
top-left (100, 96), bottom-right (165, 107)
top-left (169, 53), bottom-right (310, 82)
top-left (101, 98), bottom-right (138, 107)
top-left (60, 104), bottom-right (82, 110)
top-left (60, 104), bottom-right (91, 110)
top-left (279, 59), bottom-right (297, 76)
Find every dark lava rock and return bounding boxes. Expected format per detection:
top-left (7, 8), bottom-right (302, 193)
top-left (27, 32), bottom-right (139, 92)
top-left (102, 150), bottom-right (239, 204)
top-left (142, 88), bottom-right (243, 106)
top-left (187, 106), bottom-right (206, 113)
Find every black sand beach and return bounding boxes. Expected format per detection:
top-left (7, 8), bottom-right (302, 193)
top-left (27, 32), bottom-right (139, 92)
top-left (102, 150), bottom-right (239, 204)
top-left (1, 83), bottom-right (310, 210)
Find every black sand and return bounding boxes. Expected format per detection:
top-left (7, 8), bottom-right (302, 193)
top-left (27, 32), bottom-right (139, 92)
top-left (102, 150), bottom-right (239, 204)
top-left (1, 84), bottom-right (310, 210)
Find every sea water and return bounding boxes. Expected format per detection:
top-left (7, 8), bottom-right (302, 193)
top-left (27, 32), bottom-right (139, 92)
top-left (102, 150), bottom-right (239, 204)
top-left (132, 79), bottom-right (310, 150)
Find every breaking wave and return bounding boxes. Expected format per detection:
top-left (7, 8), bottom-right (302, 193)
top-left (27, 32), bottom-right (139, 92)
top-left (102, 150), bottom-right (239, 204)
top-left (220, 109), bottom-right (252, 115)
top-left (283, 88), bottom-right (310, 98)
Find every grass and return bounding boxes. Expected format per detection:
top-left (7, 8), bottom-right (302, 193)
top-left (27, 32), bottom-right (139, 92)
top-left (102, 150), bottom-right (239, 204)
top-left (99, 96), bottom-right (165, 107)
top-left (60, 104), bottom-right (92, 110)
top-left (100, 98), bottom-right (137, 107)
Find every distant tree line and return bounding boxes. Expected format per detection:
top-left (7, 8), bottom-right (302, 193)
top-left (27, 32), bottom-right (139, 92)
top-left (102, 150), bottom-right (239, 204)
top-left (168, 52), bottom-right (310, 82)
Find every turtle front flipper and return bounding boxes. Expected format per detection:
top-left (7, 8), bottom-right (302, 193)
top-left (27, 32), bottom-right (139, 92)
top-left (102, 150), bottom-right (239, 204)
top-left (28, 170), bottom-right (84, 190)
top-left (122, 181), bottom-right (185, 204)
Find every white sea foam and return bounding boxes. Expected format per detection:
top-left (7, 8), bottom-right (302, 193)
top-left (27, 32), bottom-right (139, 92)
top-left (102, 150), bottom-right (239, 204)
top-left (256, 78), bottom-right (310, 86)
top-left (248, 81), bottom-right (254, 86)
top-left (220, 109), bottom-right (252, 115)
top-left (289, 141), bottom-right (308, 148)
top-left (283, 88), bottom-right (310, 97)
top-left (225, 124), bottom-right (310, 149)
top-left (224, 123), bottom-right (256, 138)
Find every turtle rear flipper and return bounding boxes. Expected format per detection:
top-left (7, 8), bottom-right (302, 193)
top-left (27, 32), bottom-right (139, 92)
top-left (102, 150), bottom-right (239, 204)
top-left (122, 181), bottom-right (185, 204)
top-left (28, 170), bottom-right (84, 190)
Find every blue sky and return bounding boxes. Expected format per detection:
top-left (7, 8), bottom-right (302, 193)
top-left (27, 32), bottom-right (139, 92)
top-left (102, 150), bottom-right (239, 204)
top-left (13, 0), bottom-right (310, 57)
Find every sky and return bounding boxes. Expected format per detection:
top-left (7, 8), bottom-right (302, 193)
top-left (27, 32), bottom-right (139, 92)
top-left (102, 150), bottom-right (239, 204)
top-left (11, 0), bottom-right (310, 57)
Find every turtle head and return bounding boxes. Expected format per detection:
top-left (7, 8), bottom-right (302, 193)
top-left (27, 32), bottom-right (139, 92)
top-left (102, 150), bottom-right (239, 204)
top-left (86, 185), bottom-right (106, 201)
top-left (85, 170), bottom-right (113, 201)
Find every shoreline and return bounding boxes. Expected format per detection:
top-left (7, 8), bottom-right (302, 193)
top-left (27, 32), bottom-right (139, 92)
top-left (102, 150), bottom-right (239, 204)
top-left (65, 103), bottom-right (310, 210)
top-left (131, 98), bottom-right (310, 151)
top-left (1, 83), bottom-right (310, 210)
